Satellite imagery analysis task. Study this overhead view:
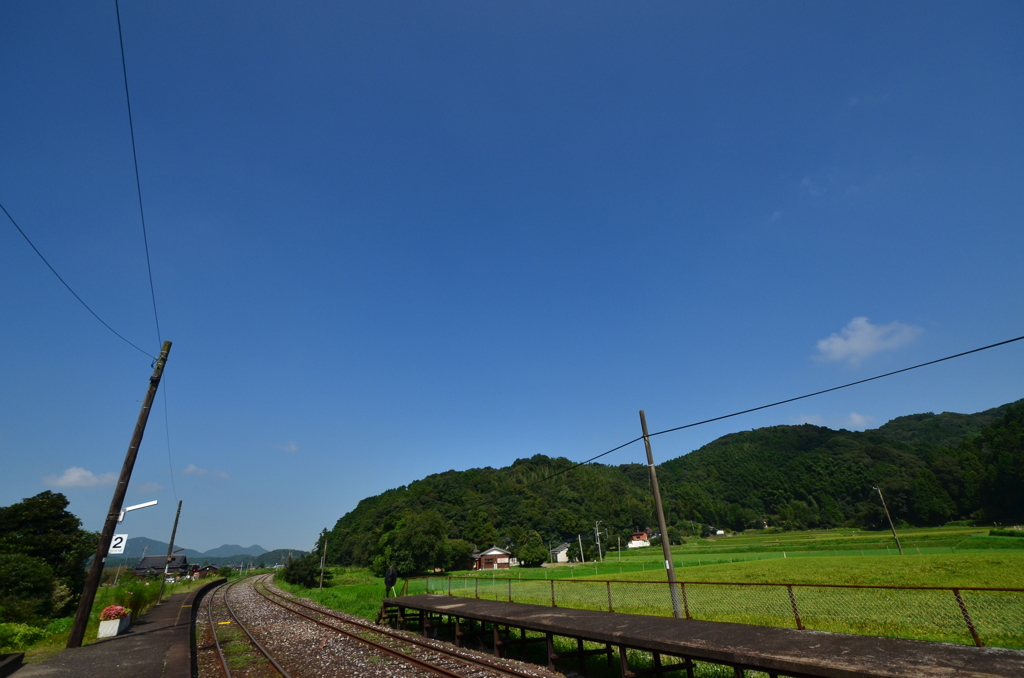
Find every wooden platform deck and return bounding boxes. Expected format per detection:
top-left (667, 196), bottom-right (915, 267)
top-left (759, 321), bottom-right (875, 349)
top-left (384, 594), bottom-right (1024, 678)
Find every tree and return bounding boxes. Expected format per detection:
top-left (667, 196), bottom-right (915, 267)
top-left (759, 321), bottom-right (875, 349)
top-left (372, 509), bottom-right (453, 576)
top-left (0, 491), bottom-right (97, 615)
top-left (517, 531), bottom-right (549, 567)
top-left (280, 553), bottom-right (328, 588)
top-left (0, 554), bottom-right (54, 623)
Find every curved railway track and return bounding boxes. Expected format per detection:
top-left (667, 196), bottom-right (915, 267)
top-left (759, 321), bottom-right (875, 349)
top-left (205, 577), bottom-right (291, 678)
top-left (201, 574), bottom-right (554, 678)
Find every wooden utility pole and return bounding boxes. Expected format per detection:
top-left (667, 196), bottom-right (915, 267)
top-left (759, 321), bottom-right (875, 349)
top-left (158, 500), bottom-right (183, 601)
top-left (640, 410), bottom-right (683, 619)
top-left (874, 487), bottom-right (904, 555)
top-left (319, 536), bottom-right (329, 590)
top-left (67, 341), bottom-right (172, 648)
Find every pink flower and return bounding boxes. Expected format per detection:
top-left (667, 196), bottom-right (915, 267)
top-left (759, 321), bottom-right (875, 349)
top-left (100, 605), bottom-right (129, 621)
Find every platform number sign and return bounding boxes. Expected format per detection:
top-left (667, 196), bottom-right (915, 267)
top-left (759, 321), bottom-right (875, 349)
top-left (109, 534), bottom-right (128, 555)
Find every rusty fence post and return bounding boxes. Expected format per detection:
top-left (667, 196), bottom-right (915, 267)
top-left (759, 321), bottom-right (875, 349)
top-left (607, 581), bottom-right (614, 613)
top-left (953, 588), bottom-right (984, 647)
top-left (551, 579), bottom-right (557, 607)
top-left (680, 582), bottom-right (691, 619)
top-left (786, 585), bottom-right (804, 630)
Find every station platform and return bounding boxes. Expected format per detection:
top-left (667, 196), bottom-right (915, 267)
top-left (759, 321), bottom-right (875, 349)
top-left (385, 593), bottom-right (1024, 678)
top-left (14, 579), bottom-right (222, 678)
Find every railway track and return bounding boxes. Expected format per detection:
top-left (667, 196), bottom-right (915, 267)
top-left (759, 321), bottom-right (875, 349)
top-left (205, 577), bottom-right (291, 678)
top-left (199, 574), bottom-right (559, 678)
top-left (252, 575), bottom-right (558, 678)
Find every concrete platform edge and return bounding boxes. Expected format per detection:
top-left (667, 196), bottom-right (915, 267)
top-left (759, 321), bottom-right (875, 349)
top-left (166, 578), bottom-right (225, 678)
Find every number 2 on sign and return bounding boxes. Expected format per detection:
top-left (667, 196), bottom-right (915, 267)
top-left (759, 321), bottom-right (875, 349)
top-left (109, 534), bottom-right (128, 555)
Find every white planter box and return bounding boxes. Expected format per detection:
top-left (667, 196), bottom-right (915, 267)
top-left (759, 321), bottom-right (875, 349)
top-left (97, 613), bottom-right (131, 638)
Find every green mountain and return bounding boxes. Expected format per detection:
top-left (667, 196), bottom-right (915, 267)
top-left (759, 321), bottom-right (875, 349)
top-left (324, 399), bottom-right (1024, 569)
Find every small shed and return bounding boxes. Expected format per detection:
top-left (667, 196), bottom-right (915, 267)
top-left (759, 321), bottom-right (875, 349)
top-left (550, 542), bottom-right (570, 563)
top-left (473, 546), bottom-right (512, 570)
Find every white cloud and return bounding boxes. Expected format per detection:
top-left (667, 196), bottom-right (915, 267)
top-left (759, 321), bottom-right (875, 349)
top-left (43, 467), bottom-right (116, 488)
top-left (842, 412), bottom-right (874, 430)
top-left (135, 482), bottom-right (162, 494)
top-left (815, 317), bottom-right (923, 365)
top-left (770, 211), bottom-right (783, 222)
top-left (793, 414), bottom-right (824, 426)
top-left (184, 464), bottom-right (229, 479)
top-left (282, 441), bottom-right (298, 454)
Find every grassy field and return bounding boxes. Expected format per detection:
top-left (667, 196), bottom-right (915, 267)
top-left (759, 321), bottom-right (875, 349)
top-left (274, 567), bottom-right (389, 621)
top-left (274, 536), bottom-right (1024, 678)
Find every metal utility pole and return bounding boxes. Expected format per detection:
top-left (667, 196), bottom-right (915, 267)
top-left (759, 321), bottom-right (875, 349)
top-left (158, 500), bottom-right (183, 601)
top-left (577, 534), bottom-right (586, 564)
top-left (640, 410), bottom-right (683, 619)
top-left (873, 487), bottom-right (904, 555)
top-left (594, 521), bottom-right (603, 561)
top-left (319, 536), bottom-right (329, 590)
top-left (67, 341), bottom-right (172, 648)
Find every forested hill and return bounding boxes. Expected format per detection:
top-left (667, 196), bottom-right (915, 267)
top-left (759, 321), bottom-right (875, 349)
top-left (325, 400), bottom-right (1024, 569)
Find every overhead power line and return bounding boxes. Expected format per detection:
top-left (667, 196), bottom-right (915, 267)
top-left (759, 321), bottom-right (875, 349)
top-left (114, 0), bottom-right (161, 346)
top-left (113, 0), bottom-right (176, 500)
top-left (451, 333), bottom-right (1024, 517)
top-left (1, 200), bottom-right (154, 358)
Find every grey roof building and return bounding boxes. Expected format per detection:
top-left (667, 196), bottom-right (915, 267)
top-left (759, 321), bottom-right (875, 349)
top-left (133, 555), bottom-right (189, 577)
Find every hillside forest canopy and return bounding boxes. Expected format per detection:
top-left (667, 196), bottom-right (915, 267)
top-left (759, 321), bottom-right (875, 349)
top-left (323, 400), bottom-right (1024, 575)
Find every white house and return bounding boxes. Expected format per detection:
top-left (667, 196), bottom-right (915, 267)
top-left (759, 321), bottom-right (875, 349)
top-left (627, 531), bottom-right (651, 549)
top-left (472, 546), bottom-right (514, 570)
top-left (549, 542), bottom-right (570, 563)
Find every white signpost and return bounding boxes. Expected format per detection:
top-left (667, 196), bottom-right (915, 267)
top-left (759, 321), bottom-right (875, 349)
top-left (109, 534), bottom-right (128, 555)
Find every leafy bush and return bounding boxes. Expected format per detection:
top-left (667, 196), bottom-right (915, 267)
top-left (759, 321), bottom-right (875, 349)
top-left (990, 529), bottom-right (1024, 538)
top-left (0, 554), bottom-right (54, 623)
top-left (112, 582), bottom-right (159, 619)
top-left (217, 567), bottom-right (233, 578)
top-left (0, 622), bottom-right (48, 651)
top-left (281, 553), bottom-right (331, 589)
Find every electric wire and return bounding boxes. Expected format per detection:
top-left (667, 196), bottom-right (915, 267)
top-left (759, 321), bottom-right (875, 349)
top-left (1, 200), bottom-right (154, 358)
top-left (450, 333), bottom-right (1024, 518)
top-left (114, 0), bottom-right (176, 499)
top-left (647, 334), bottom-right (1024, 440)
top-left (114, 0), bottom-right (161, 346)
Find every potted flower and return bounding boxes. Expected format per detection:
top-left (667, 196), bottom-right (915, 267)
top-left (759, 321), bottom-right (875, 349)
top-left (98, 605), bottom-right (132, 638)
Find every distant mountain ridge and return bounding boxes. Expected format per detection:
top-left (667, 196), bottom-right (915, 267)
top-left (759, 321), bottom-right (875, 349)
top-left (114, 537), bottom-right (270, 559)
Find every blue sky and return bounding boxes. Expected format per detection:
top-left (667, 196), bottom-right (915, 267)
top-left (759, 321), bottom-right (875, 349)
top-left (2, 2), bottom-right (1022, 552)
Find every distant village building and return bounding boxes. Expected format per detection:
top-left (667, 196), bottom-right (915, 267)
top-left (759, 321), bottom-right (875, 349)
top-left (627, 531), bottom-right (651, 549)
top-left (549, 542), bottom-right (570, 563)
top-left (133, 555), bottom-right (189, 578)
top-left (471, 546), bottom-right (513, 570)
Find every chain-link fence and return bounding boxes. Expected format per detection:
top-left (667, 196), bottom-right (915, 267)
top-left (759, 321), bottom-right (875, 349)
top-left (403, 575), bottom-right (1024, 648)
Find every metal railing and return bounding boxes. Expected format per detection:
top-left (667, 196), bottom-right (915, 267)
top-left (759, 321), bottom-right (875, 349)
top-left (401, 574), bottom-right (1024, 649)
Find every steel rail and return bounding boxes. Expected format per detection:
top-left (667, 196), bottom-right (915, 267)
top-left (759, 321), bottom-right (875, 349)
top-left (206, 582), bottom-right (232, 678)
top-left (254, 574), bottom-right (535, 678)
top-left (256, 576), bottom-right (545, 678)
top-left (220, 576), bottom-right (293, 678)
